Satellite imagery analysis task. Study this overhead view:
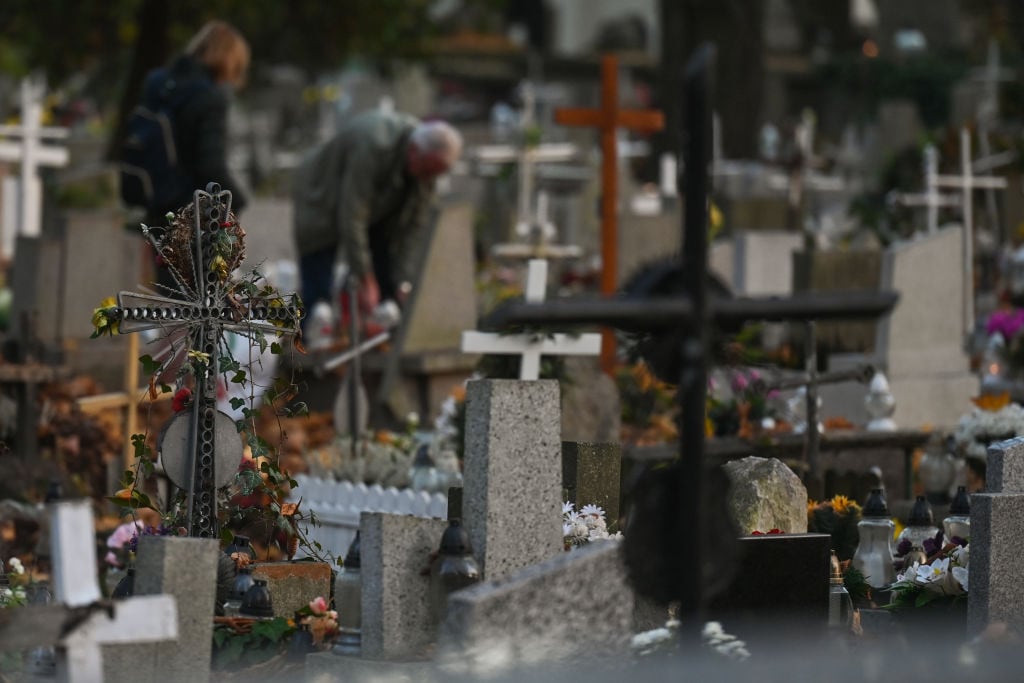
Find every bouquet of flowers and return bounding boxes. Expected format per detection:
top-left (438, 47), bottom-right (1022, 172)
top-left (888, 533), bottom-right (968, 612)
top-left (0, 558), bottom-right (27, 608)
top-left (707, 367), bottom-right (780, 439)
top-left (562, 502), bottom-right (619, 549)
top-left (295, 596), bottom-right (339, 646)
top-left (952, 397), bottom-right (1024, 460)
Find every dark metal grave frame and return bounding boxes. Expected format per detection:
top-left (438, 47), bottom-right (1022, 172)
top-left (481, 45), bottom-right (899, 636)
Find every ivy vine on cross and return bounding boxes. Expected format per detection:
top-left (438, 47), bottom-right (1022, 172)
top-left (99, 184), bottom-right (303, 538)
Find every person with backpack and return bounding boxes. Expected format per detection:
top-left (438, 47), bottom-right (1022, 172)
top-left (121, 20), bottom-right (250, 288)
top-left (291, 110), bottom-right (462, 339)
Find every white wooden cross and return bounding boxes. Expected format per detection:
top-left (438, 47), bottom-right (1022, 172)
top-left (887, 145), bottom-right (960, 235)
top-left (469, 82), bottom-right (582, 260)
top-left (461, 259), bottom-right (601, 380)
top-left (934, 128), bottom-right (1008, 337)
top-left (0, 77), bottom-right (70, 257)
top-left (0, 501), bottom-right (178, 683)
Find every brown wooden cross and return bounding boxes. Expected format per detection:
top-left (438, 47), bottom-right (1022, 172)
top-left (554, 54), bottom-right (664, 373)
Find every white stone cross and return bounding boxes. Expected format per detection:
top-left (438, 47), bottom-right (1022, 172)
top-left (461, 259), bottom-right (601, 380)
top-left (38, 501), bottom-right (177, 683)
top-left (0, 77), bottom-right (70, 256)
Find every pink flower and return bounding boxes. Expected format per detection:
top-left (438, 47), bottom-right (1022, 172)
top-left (986, 309), bottom-right (1024, 340)
top-left (309, 596), bottom-right (328, 615)
top-left (730, 372), bottom-right (749, 394)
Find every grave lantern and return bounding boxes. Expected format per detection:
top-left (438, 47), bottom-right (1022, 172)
top-left (429, 519), bottom-right (481, 625)
top-left (852, 488), bottom-right (896, 590)
top-left (224, 534), bottom-right (256, 562)
top-left (943, 486), bottom-right (971, 541)
top-left (828, 550), bottom-right (852, 629)
top-left (333, 531), bottom-right (362, 656)
top-left (895, 496), bottom-right (940, 555)
top-left (225, 565), bottom-right (255, 616)
top-left (239, 578), bottom-right (274, 618)
top-left (409, 443), bottom-right (440, 492)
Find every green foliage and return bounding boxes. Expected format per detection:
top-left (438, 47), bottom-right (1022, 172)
top-left (211, 617), bottom-right (294, 670)
top-left (806, 496), bottom-right (862, 562)
top-left (842, 564), bottom-right (871, 605)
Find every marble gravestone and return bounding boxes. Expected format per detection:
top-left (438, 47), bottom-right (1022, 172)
top-left (968, 436), bottom-right (1024, 636)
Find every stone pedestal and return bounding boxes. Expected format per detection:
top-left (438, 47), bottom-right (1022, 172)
top-left (968, 436), bottom-right (1024, 635)
top-left (105, 536), bottom-right (218, 683)
top-left (463, 380), bottom-right (563, 580)
top-left (251, 561), bottom-right (333, 619)
top-left (360, 512), bottom-right (448, 659)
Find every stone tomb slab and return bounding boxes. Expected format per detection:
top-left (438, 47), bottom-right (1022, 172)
top-left (707, 533), bottom-right (830, 647)
top-left (437, 540), bottom-right (633, 676)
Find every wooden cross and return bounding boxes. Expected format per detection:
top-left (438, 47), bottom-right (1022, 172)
top-left (933, 128), bottom-right (1008, 337)
top-left (107, 185), bottom-right (302, 538)
top-left (0, 501), bottom-right (178, 683)
top-left (482, 45), bottom-right (898, 639)
top-left (554, 54), bottom-right (664, 373)
top-left (461, 259), bottom-right (601, 380)
top-left (888, 145), bottom-right (959, 235)
top-left (0, 76), bottom-right (69, 256)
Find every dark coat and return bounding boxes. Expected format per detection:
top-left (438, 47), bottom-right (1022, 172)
top-left (142, 55), bottom-right (248, 221)
top-left (291, 110), bottom-right (434, 298)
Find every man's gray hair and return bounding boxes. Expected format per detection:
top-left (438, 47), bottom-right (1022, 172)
top-left (410, 120), bottom-right (463, 166)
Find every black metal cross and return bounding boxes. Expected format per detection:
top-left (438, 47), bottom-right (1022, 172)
top-left (481, 46), bottom-right (898, 635)
top-left (108, 184), bottom-right (302, 538)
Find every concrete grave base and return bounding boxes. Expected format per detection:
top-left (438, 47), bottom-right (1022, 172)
top-left (305, 653), bottom-right (438, 683)
top-left (251, 561), bottom-right (334, 619)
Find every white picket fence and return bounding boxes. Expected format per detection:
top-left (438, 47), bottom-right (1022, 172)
top-left (288, 474), bottom-right (449, 561)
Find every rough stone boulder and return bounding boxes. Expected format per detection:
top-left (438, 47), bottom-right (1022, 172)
top-left (722, 456), bottom-right (808, 534)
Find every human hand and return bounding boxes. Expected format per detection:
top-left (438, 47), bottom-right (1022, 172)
top-left (357, 273), bottom-right (380, 315)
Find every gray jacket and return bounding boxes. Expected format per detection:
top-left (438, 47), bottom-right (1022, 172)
top-left (292, 110), bottom-right (434, 290)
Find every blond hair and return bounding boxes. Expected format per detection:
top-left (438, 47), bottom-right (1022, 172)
top-left (185, 20), bottom-right (250, 89)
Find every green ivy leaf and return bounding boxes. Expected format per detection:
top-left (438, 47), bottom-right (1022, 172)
top-left (271, 342), bottom-right (282, 354)
top-left (231, 370), bottom-right (247, 384)
top-left (230, 397), bottom-right (246, 410)
top-left (139, 354), bottom-right (161, 375)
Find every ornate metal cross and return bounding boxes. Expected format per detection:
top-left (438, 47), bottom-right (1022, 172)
top-left (108, 184), bottom-right (302, 538)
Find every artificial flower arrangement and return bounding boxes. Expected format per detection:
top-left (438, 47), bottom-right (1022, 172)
top-left (0, 558), bottom-right (27, 608)
top-left (706, 367), bottom-right (782, 439)
top-left (984, 308), bottom-right (1024, 377)
top-left (212, 594), bottom-right (339, 670)
top-left (952, 393), bottom-right (1024, 460)
top-left (562, 502), bottom-right (620, 550)
top-left (631, 617), bottom-right (750, 661)
top-left (617, 361), bottom-right (679, 445)
top-left (888, 531), bottom-right (968, 612)
top-left (295, 596), bottom-right (340, 646)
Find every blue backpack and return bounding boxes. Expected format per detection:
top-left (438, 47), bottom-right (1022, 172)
top-left (119, 70), bottom-right (203, 212)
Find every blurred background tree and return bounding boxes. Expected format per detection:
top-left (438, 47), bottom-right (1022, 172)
top-left (0, 0), bottom-right (493, 158)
